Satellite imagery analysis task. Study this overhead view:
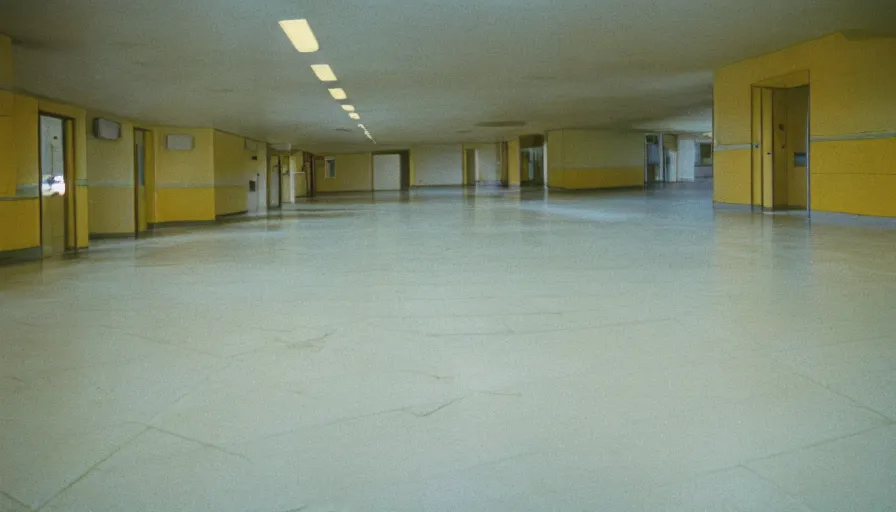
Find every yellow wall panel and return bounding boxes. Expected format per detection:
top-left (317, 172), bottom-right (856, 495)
top-left (507, 138), bottom-right (520, 186)
top-left (212, 130), bottom-right (252, 215)
top-left (214, 186), bottom-right (247, 216)
top-left (0, 116), bottom-right (13, 196)
top-left (0, 90), bottom-right (13, 116)
top-left (154, 188), bottom-right (215, 223)
top-left (13, 94), bottom-right (38, 190)
top-left (560, 168), bottom-right (643, 189)
top-left (88, 187), bottom-right (134, 235)
top-left (713, 32), bottom-right (896, 216)
top-left (713, 149), bottom-right (752, 205)
top-left (810, 139), bottom-right (896, 176)
top-left (314, 153), bottom-right (372, 192)
top-left (811, 174), bottom-right (896, 217)
top-left (0, 199), bottom-right (40, 251)
top-left (0, 34), bottom-right (12, 89)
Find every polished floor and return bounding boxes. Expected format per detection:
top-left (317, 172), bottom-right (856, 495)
top-left (2, 184), bottom-right (895, 511)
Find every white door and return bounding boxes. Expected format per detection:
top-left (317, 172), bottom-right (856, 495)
top-left (373, 154), bottom-right (401, 191)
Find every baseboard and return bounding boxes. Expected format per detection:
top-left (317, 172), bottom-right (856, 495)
top-left (149, 220), bottom-right (217, 229)
top-left (89, 232), bottom-right (136, 240)
top-left (215, 210), bottom-right (249, 220)
top-left (547, 185), bottom-right (644, 192)
top-left (0, 246), bottom-right (42, 265)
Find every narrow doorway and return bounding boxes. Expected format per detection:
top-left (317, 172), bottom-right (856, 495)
top-left (751, 84), bottom-right (810, 212)
top-left (133, 128), bottom-right (150, 236)
top-left (464, 149), bottom-right (477, 186)
top-left (645, 135), bottom-right (663, 183)
top-left (268, 154), bottom-right (281, 208)
top-left (39, 114), bottom-right (75, 257)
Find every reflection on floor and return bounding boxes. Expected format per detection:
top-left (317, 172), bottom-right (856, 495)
top-left (2, 183), bottom-right (895, 511)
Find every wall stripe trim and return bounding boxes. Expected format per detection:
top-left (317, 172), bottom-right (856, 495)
top-left (714, 144), bottom-right (753, 151)
top-left (90, 181), bottom-right (134, 188)
top-left (155, 183), bottom-right (216, 189)
top-left (811, 130), bottom-right (896, 142)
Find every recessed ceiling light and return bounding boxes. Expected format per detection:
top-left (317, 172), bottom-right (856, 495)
top-left (341, 105), bottom-right (355, 112)
top-left (278, 20), bottom-right (319, 53)
top-left (329, 88), bottom-right (347, 100)
top-left (349, 113), bottom-right (360, 120)
top-left (311, 64), bottom-right (337, 82)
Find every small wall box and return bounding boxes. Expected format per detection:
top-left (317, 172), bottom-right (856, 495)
top-left (166, 134), bottom-right (194, 151)
top-left (93, 118), bottom-right (121, 141)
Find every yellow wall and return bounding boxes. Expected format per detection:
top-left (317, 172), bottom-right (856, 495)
top-left (152, 127), bottom-right (215, 222)
top-left (213, 130), bottom-right (258, 216)
top-left (0, 34), bottom-right (12, 89)
top-left (314, 153), bottom-right (371, 192)
top-left (87, 113), bottom-right (136, 235)
top-left (546, 129), bottom-right (644, 189)
top-left (507, 138), bottom-right (521, 186)
top-left (713, 32), bottom-right (896, 216)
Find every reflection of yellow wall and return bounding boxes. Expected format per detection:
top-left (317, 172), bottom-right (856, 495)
top-left (714, 32), bottom-right (896, 216)
top-left (152, 127), bottom-right (215, 222)
top-left (314, 153), bottom-right (371, 192)
top-left (87, 113), bottom-right (136, 235)
top-left (546, 129), bottom-right (644, 189)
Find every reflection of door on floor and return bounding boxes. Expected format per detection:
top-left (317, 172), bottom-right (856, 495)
top-left (40, 115), bottom-right (70, 257)
top-left (373, 154), bottom-right (401, 191)
top-left (752, 84), bottom-right (809, 211)
top-left (464, 149), bottom-right (477, 186)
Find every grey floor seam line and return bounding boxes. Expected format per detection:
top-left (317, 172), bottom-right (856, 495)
top-left (738, 465), bottom-right (815, 511)
top-left (33, 426), bottom-right (150, 512)
top-left (741, 424), bottom-right (892, 467)
top-left (143, 425), bottom-right (252, 462)
top-left (1, 490), bottom-right (30, 511)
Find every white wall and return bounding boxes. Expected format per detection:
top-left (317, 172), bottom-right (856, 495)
top-left (373, 154), bottom-right (402, 190)
top-left (676, 134), bottom-right (712, 181)
top-left (464, 143), bottom-right (499, 183)
top-left (677, 135), bottom-right (697, 181)
top-left (411, 145), bottom-right (463, 186)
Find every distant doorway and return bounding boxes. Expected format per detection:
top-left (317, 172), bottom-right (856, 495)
top-left (373, 154), bottom-right (402, 191)
top-left (464, 149), bottom-right (477, 186)
top-left (268, 154), bottom-right (281, 208)
top-left (751, 84), bottom-right (810, 212)
top-left (133, 128), bottom-right (151, 236)
top-left (39, 114), bottom-right (76, 257)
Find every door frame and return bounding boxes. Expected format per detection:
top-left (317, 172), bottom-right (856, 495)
top-left (133, 127), bottom-right (150, 237)
top-left (37, 112), bottom-right (78, 255)
top-left (750, 82), bottom-right (811, 214)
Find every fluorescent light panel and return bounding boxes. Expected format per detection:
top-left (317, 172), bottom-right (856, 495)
top-left (329, 88), bottom-right (347, 100)
top-left (311, 64), bottom-right (337, 82)
top-left (279, 19), bottom-right (319, 53)
top-left (349, 113), bottom-right (360, 119)
top-left (341, 104), bottom-right (355, 112)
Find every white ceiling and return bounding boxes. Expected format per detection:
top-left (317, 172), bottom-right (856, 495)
top-left (1, 0), bottom-right (893, 152)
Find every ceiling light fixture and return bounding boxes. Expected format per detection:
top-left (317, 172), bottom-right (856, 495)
top-left (278, 19), bottom-right (320, 53)
top-left (341, 105), bottom-right (355, 112)
top-left (329, 88), bottom-right (347, 100)
top-left (311, 64), bottom-right (337, 82)
top-left (349, 113), bottom-right (360, 120)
